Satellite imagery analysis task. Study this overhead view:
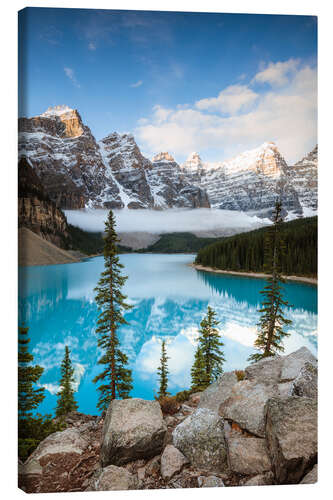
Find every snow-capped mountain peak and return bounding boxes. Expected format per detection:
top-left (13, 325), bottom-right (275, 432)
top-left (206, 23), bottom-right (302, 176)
top-left (152, 152), bottom-right (175, 163)
top-left (182, 151), bottom-right (204, 171)
top-left (41, 105), bottom-right (75, 118)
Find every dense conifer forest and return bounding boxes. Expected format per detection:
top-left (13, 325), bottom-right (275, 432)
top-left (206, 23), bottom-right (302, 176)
top-left (195, 216), bottom-right (317, 277)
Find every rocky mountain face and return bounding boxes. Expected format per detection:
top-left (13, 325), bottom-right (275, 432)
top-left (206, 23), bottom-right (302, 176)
top-left (18, 106), bottom-right (317, 217)
top-left (180, 143), bottom-right (312, 217)
top-left (19, 347), bottom-right (317, 493)
top-left (288, 145), bottom-right (318, 212)
top-left (148, 152), bottom-right (210, 208)
top-left (18, 106), bottom-right (209, 210)
top-left (18, 157), bottom-right (70, 248)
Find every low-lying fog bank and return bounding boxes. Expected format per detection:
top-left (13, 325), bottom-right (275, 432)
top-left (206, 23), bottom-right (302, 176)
top-left (64, 209), bottom-right (272, 244)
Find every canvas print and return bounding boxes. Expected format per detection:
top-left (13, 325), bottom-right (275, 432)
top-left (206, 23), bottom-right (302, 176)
top-left (18, 7), bottom-right (317, 493)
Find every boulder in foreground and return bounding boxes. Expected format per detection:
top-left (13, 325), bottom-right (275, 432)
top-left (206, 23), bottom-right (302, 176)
top-left (227, 433), bottom-right (272, 475)
top-left (87, 465), bottom-right (138, 491)
top-left (172, 408), bottom-right (228, 472)
top-left (101, 398), bottom-right (167, 467)
top-left (160, 444), bottom-right (189, 481)
top-left (198, 371), bottom-right (238, 413)
top-left (265, 397), bottom-right (317, 484)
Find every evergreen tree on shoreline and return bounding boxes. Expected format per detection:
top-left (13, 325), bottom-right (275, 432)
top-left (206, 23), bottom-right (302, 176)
top-left (55, 346), bottom-right (78, 417)
top-left (18, 326), bottom-right (45, 420)
top-left (93, 210), bottom-right (133, 412)
top-left (192, 306), bottom-right (225, 389)
top-left (157, 340), bottom-right (170, 398)
top-left (18, 325), bottom-right (63, 460)
top-left (191, 346), bottom-right (206, 391)
top-left (248, 200), bottom-right (292, 363)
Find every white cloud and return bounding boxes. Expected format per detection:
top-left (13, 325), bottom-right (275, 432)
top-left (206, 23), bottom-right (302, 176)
top-left (41, 383), bottom-right (60, 395)
top-left (64, 67), bottom-right (81, 88)
top-left (196, 84), bottom-right (258, 114)
top-left (88, 41), bottom-right (96, 51)
top-left (64, 208), bottom-right (270, 234)
top-left (136, 59), bottom-right (317, 163)
top-left (130, 80), bottom-right (143, 88)
top-left (254, 59), bottom-right (300, 87)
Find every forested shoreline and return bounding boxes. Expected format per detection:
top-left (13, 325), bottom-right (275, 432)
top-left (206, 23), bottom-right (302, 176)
top-left (195, 216), bottom-right (317, 277)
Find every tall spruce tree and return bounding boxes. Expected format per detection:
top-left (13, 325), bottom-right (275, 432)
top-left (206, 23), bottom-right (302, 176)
top-left (191, 346), bottom-right (206, 391)
top-left (248, 200), bottom-right (292, 363)
top-left (55, 346), bottom-right (78, 417)
top-left (192, 306), bottom-right (225, 389)
top-left (93, 210), bottom-right (133, 412)
top-left (18, 325), bottom-right (63, 461)
top-left (157, 340), bottom-right (170, 398)
top-left (18, 326), bottom-right (45, 420)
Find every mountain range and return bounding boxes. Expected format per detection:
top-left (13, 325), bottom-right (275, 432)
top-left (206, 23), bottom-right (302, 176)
top-left (18, 105), bottom-right (317, 217)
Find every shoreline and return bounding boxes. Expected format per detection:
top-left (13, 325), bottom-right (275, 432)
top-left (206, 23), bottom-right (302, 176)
top-left (190, 263), bottom-right (318, 286)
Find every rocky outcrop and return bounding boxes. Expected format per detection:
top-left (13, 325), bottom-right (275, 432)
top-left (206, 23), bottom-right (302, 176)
top-left (20, 417), bottom-right (102, 493)
top-left (300, 464), bottom-right (318, 484)
top-left (160, 445), bottom-right (189, 480)
top-left (291, 362), bottom-right (318, 399)
top-left (19, 348), bottom-right (318, 493)
top-left (87, 465), bottom-right (138, 491)
top-left (217, 347), bottom-right (317, 437)
top-left (172, 408), bottom-right (228, 472)
top-left (18, 157), bottom-right (70, 248)
top-left (226, 433), bottom-right (272, 475)
top-left (101, 398), bottom-right (167, 467)
top-left (19, 106), bottom-right (113, 209)
top-left (198, 371), bottom-right (238, 413)
top-left (241, 471), bottom-right (275, 486)
top-left (265, 397), bottom-right (317, 484)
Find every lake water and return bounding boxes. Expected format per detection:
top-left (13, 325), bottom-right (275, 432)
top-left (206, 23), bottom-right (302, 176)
top-left (18, 254), bottom-right (317, 416)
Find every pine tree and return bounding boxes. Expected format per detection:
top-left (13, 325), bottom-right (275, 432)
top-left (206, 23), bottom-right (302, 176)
top-left (55, 346), bottom-right (78, 417)
top-left (193, 306), bottom-right (225, 389)
top-left (248, 200), bottom-right (292, 363)
top-left (191, 346), bottom-right (206, 391)
top-left (157, 340), bottom-right (170, 398)
top-left (93, 210), bottom-right (133, 412)
top-left (18, 326), bottom-right (63, 461)
top-left (18, 326), bottom-right (45, 420)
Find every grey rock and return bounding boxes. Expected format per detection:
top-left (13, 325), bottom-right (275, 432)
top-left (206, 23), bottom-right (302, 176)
top-left (198, 475), bottom-right (225, 487)
top-left (245, 355), bottom-right (283, 385)
top-left (137, 467), bottom-right (146, 481)
top-left (198, 371), bottom-right (238, 413)
top-left (300, 464), bottom-right (318, 484)
top-left (101, 398), bottom-right (167, 467)
top-left (23, 427), bottom-right (90, 476)
top-left (292, 362), bottom-right (318, 399)
top-left (88, 465), bottom-right (138, 491)
top-left (265, 397), bottom-right (317, 484)
top-left (172, 408), bottom-right (228, 472)
top-left (227, 434), bottom-right (272, 475)
top-left (219, 380), bottom-right (277, 437)
top-left (277, 381), bottom-right (293, 398)
top-left (160, 445), bottom-right (189, 481)
top-left (280, 347), bottom-right (317, 382)
top-left (145, 455), bottom-right (160, 477)
top-left (241, 471), bottom-right (275, 486)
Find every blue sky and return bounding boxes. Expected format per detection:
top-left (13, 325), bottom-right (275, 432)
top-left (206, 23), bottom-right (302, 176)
top-left (18, 8), bottom-right (317, 163)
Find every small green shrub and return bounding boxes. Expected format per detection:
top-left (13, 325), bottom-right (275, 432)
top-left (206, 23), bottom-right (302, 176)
top-left (174, 389), bottom-right (195, 403)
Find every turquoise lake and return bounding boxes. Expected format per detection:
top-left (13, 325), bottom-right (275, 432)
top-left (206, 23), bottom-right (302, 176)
top-left (18, 254), bottom-right (317, 416)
